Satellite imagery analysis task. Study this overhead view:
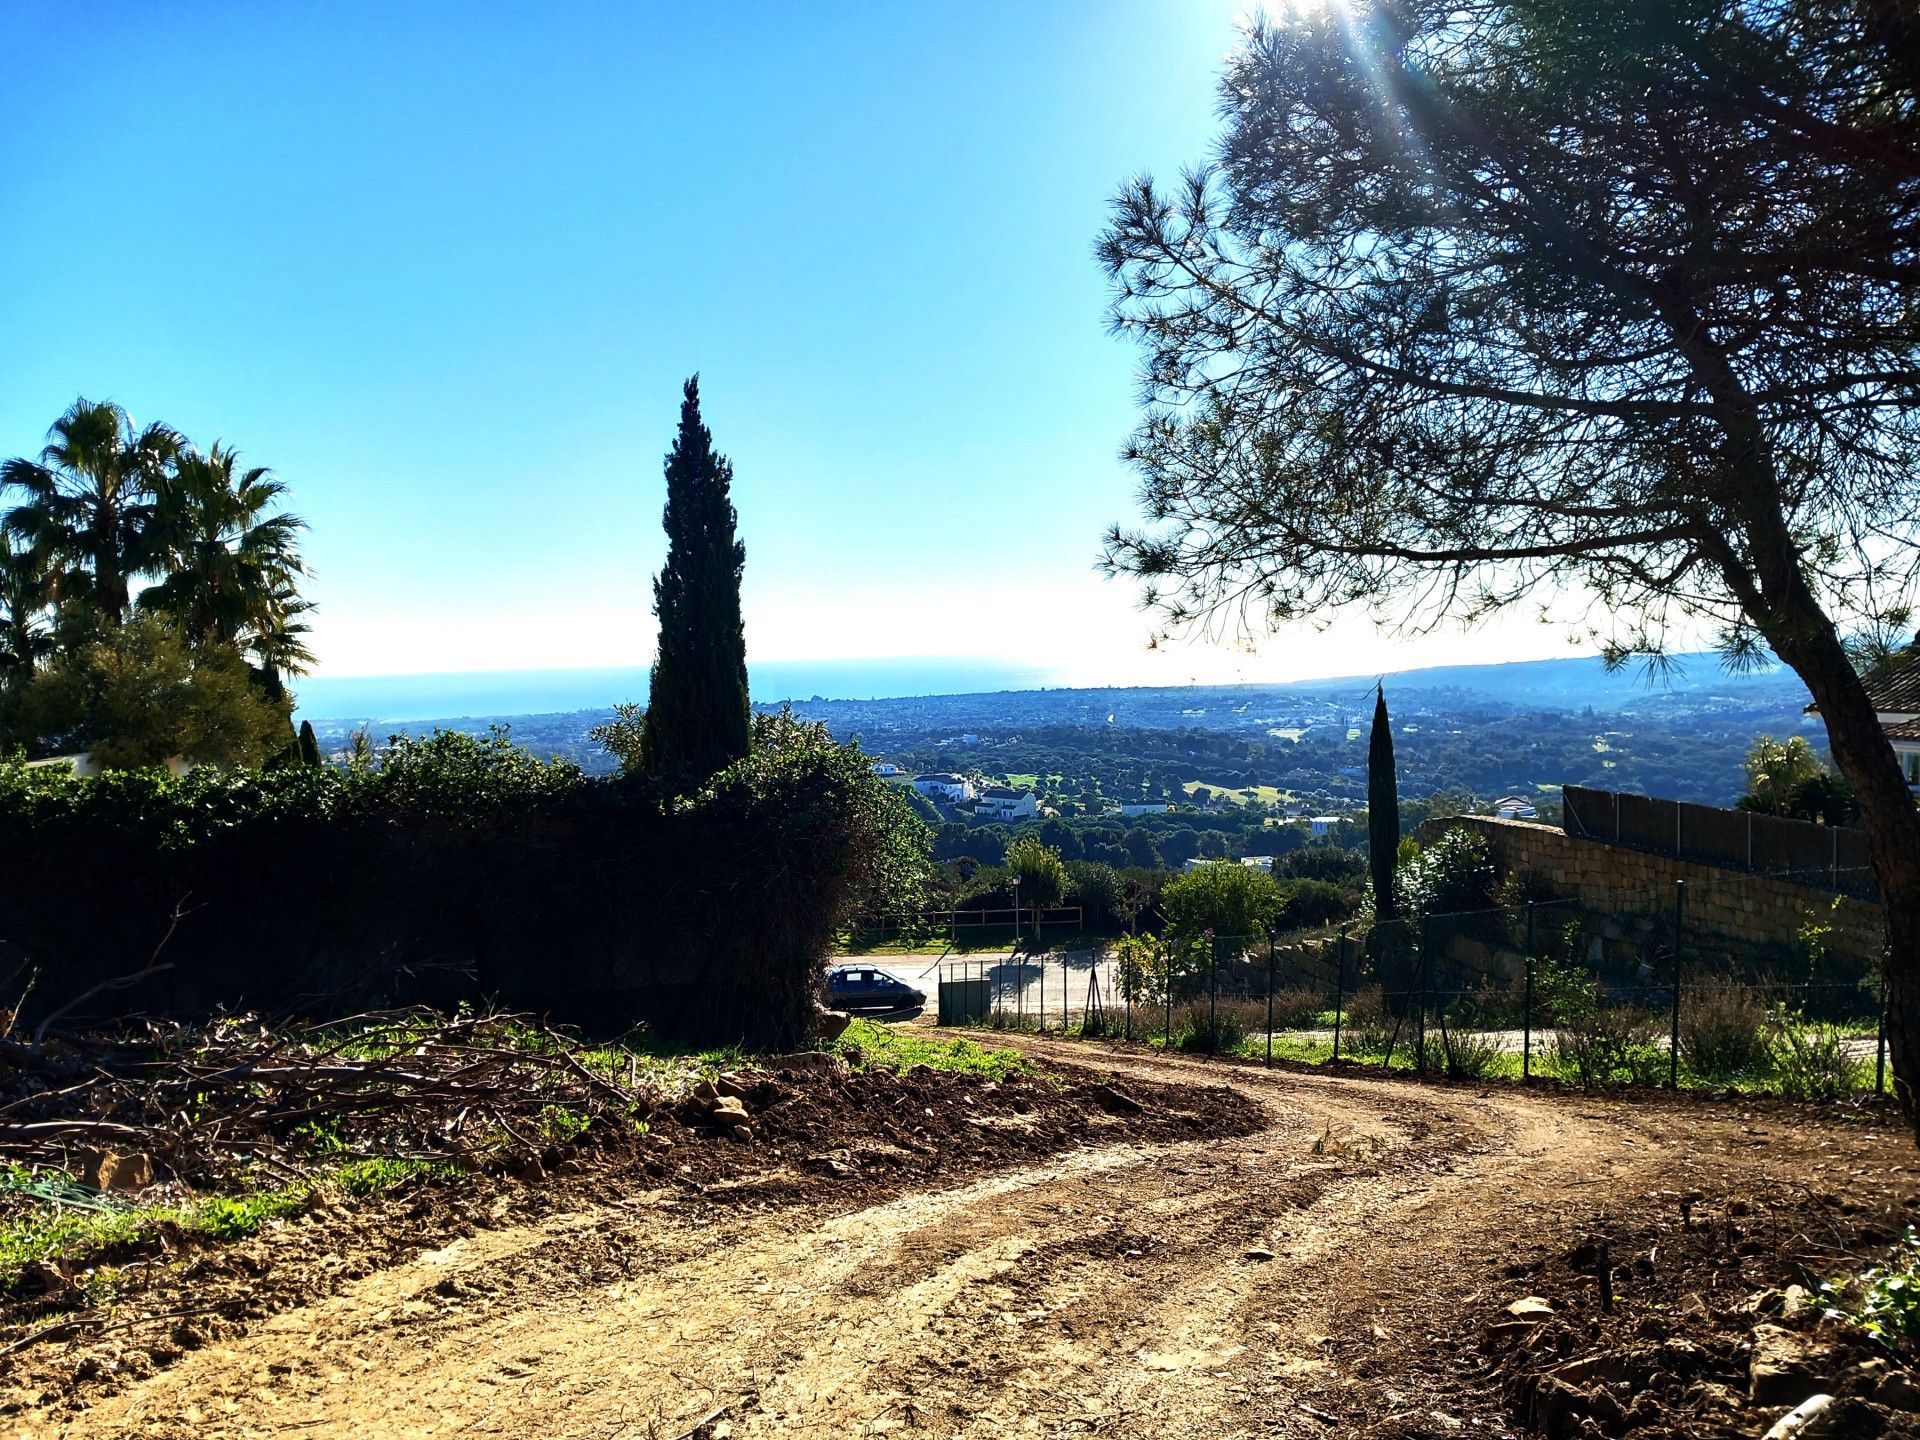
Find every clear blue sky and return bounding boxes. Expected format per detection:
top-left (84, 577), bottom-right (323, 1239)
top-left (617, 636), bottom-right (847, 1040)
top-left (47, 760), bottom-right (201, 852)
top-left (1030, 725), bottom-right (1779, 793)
top-left (1, 1), bottom-right (1577, 686)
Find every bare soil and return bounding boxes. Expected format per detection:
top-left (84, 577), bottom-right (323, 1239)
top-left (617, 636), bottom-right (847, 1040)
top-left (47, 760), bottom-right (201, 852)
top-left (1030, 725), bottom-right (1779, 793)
top-left (4, 1039), bottom-right (1917, 1439)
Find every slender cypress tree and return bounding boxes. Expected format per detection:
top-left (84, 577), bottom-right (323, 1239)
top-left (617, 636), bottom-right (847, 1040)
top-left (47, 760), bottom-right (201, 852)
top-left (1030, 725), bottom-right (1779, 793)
top-left (297, 719), bottom-right (321, 767)
top-left (641, 377), bottom-right (750, 785)
top-left (1367, 685), bottom-right (1399, 924)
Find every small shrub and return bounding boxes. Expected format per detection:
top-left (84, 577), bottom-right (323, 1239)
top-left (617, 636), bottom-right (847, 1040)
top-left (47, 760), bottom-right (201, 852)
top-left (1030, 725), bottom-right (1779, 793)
top-left (1436, 1024), bottom-right (1506, 1080)
top-left (1678, 976), bottom-right (1770, 1077)
top-left (1767, 1006), bottom-right (1867, 1098)
top-left (1538, 959), bottom-right (1665, 1088)
top-left (1265, 984), bottom-right (1328, 1031)
top-left (1176, 1001), bottom-right (1252, 1054)
top-left (1339, 985), bottom-right (1397, 1055)
top-left (1822, 1228), bottom-right (1920, 1348)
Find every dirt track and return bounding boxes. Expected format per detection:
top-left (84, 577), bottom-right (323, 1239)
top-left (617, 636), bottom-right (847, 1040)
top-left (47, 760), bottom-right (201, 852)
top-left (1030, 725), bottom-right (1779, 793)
top-left (17, 1040), bottom-right (1919, 1439)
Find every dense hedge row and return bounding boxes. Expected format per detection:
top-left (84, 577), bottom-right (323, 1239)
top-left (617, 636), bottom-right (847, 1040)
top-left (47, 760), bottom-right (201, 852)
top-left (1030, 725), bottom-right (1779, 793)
top-left (0, 714), bottom-right (928, 1049)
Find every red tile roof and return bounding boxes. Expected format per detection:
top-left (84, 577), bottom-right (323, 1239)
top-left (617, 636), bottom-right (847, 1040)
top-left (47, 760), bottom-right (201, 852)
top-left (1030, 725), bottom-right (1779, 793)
top-left (1865, 654), bottom-right (1920, 714)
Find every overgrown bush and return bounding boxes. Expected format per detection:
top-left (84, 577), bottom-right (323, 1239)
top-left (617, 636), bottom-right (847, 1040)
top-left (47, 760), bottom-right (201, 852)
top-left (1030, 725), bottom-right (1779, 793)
top-left (1678, 976), bottom-right (1770, 1077)
top-left (1399, 828), bottom-right (1498, 917)
top-left (0, 712), bottom-right (929, 1048)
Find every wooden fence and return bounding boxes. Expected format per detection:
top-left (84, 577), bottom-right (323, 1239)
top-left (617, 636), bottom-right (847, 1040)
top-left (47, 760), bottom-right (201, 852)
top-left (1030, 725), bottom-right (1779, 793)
top-left (1561, 785), bottom-right (1875, 899)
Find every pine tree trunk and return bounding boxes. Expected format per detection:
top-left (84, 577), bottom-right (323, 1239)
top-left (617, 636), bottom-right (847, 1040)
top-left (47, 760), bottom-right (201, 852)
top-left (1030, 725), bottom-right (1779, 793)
top-left (1763, 590), bottom-right (1920, 1128)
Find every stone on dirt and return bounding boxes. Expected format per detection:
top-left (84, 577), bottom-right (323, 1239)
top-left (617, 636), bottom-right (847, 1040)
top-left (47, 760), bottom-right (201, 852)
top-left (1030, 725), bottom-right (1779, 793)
top-left (812, 1007), bottom-right (852, 1042)
top-left (1750, 1323), bottom-right (1833, 1405)
top-left (1507, 1297), bottom-right (1555, 1321)
top-left (707, 1096), bottom-right (750, 1127)
top-left (1088, 1082), bottom-right (1144, 1116)
top-left (1243, 1247), bottom-right (1276, 1262)
top-left (72, 1148), bottom-right (153, 1193)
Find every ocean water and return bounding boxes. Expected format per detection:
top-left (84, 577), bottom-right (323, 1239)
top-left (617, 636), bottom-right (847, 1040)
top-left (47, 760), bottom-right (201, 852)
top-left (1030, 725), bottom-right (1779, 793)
top-left (292, 658), bottom-right (1061, 723)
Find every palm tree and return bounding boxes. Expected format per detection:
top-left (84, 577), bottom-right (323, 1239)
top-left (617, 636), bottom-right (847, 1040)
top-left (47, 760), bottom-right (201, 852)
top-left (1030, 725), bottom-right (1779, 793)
top-left (0, 534), bottom-right (50, 685)
top-left (0, 398), bottom-right (182, 627)
top-left (244, 579), bottom-right (318, 692)
top-left (141, 444), bottom-right (308, 651)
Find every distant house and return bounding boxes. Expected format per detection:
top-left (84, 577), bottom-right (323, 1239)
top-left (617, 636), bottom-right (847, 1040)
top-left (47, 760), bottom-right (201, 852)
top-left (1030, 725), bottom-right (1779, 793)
top-left (913, 772), bottom-right (975, 804)
top-left (1239, 855), bottom-right (1277, 872)
top-left (1306, 816), bottom-right (1340, 836)
top-left (1105, 802), bottom-right (1171, 818)
top-left (1492, 795), bottom-right (1539, 821)
top-left (872, 761), bottom-right (901, 778)
top-left (973, 785), bottom-right (1037, 821)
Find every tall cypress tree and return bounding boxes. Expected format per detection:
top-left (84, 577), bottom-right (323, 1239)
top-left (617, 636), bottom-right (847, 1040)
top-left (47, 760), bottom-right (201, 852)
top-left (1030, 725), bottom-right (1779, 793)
top-left (641, 376), bottom-right (750, 785)
top-left (1367, 684), bottom-right (1400, 924)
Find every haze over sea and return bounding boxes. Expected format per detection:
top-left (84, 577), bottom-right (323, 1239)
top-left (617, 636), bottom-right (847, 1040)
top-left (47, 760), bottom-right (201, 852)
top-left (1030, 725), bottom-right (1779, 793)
top-left (292, 651), bottom-right (1807, 727)
top-left (292, 659), bottom-right (1062, 722)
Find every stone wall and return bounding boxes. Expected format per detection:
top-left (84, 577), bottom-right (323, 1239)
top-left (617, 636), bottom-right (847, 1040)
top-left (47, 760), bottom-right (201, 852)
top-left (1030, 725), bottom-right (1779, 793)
top-left (1419, 815), bottom-right (1883, 968)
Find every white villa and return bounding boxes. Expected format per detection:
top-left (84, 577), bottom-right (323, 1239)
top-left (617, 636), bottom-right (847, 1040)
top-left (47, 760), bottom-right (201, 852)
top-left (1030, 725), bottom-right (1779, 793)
top-left (912, 772), bottom-right (975, 804)
top-left (973, 785), bottom-right (1038, 821)
top-left (1104, 802), bottom-right (1171, 817)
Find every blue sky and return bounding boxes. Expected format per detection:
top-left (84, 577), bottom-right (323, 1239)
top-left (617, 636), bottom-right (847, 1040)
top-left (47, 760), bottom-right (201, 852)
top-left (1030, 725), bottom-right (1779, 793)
top-left (1, 1), bottom-right (1578, 687)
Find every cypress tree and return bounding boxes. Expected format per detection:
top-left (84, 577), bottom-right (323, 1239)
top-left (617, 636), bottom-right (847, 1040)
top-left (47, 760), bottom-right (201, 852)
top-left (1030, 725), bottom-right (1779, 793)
top-left (641, 377), bottom-right (750, 786)
top-left (1367, 685), bottom-right (1399, 924)
top-left (298, 719), bottom-right (321, 767)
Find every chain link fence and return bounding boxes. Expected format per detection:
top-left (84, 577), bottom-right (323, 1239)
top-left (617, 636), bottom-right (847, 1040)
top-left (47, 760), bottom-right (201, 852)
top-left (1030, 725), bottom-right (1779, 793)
top-left (946, 872), bottom-right (1889, 1098)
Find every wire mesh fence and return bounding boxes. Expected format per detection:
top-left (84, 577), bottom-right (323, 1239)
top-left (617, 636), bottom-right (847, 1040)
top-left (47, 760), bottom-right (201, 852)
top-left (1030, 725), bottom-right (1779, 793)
top-left (940, 873), bottom-right (1890, 1099)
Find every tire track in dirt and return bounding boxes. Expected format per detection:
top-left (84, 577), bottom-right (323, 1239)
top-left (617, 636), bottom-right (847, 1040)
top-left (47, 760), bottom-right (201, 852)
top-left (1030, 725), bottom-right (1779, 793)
top-left (22, 1043), bottom-right (1915, 1440)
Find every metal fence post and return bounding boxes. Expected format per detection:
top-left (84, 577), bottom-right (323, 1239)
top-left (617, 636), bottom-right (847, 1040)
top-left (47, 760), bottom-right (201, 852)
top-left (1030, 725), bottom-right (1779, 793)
top-left (1265, 929), bottom-right (1276, 1069)
top-left (1670, 880), bottom-right (1684, 1089)
top-left (1523, 903), bottom-right (1536, 1082)
top-left (1164, 951), bottom-right (1173, 1051)
top-left (1123, 945), bottom-right (1133, 1045)
top-left (1878, 970), bottom-right (1890, 1096)
top-left (1208, 934), bottom-right (1220, 1058)
top-left (1416, 915), bottom-right (1430, 1074)
top-left (1333, 929), bottom-right (1348, 1064)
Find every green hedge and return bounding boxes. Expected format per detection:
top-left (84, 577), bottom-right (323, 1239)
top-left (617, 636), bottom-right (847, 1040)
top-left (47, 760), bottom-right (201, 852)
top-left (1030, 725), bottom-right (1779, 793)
top-left (0, 714), bottom-right (927, 1049)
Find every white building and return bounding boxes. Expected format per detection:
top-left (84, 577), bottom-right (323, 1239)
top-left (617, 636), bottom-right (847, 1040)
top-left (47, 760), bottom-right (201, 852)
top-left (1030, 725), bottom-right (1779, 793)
top-left (1307, 816), bottom-right (1340, 836)
top-left (871, 761), bottom-right (901, 778)
top-left (1105, 802), bottom-right (1171, 817)
top-left (973, 785), bottom-right (1038, 821)
top-left (1492, 795), bottom-right (1539, 821)
top-left (913, 772), bottom-right (975, 804)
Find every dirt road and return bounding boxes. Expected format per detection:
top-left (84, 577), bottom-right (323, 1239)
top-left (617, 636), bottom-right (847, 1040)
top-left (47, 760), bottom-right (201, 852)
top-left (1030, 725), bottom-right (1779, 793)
top-left (21, 1042), bottom-right (1918, 1440)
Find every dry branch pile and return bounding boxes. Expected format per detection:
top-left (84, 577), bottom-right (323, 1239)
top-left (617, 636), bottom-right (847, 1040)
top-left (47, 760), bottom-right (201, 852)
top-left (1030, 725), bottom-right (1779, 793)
top-left (0, 1009), bottom-right (645, 1190)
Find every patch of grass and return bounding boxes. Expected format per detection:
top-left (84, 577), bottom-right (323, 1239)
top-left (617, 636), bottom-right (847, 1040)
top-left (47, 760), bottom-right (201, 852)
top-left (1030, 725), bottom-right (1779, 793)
top-left (0, 1154), bottom-right (461, 1293)
top-left (832, 1018), bottom-right (1037, 1080)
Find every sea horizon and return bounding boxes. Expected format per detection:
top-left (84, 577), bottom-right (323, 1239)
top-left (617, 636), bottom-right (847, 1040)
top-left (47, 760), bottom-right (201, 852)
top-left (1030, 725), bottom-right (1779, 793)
top-left (288, 649), bottom-right (1794, 725)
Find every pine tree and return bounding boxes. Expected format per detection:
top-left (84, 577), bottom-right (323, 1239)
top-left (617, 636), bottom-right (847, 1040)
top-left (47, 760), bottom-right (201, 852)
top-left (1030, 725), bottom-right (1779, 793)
top-left (298, 719), bottom-right (321, 767)
top-left (641, 377), bottom-right (750, 785)
top-left (1367, 685), bottom-right (1399, 924)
